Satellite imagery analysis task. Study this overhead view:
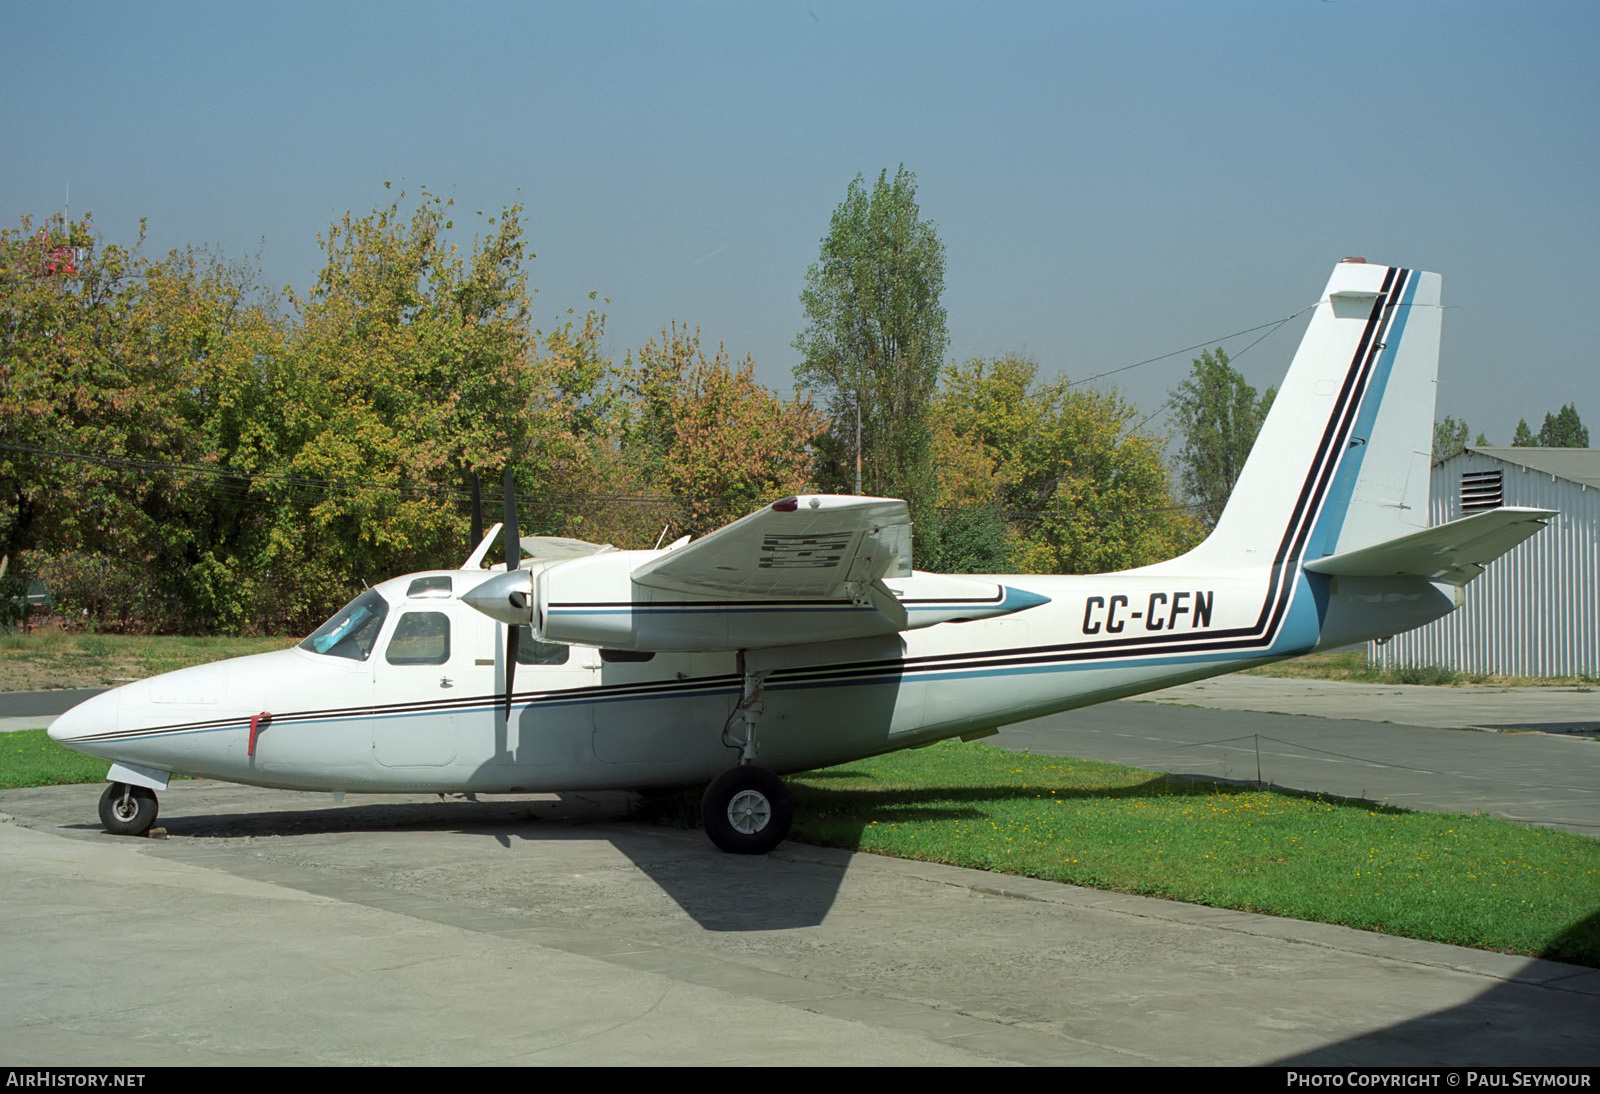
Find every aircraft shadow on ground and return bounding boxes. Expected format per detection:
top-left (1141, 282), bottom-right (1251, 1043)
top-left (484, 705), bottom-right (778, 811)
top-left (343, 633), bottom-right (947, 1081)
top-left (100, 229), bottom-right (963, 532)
top-left (1270, 909), bottom-right (1600, 1066)
top-left (787, 769), bottom-right (1254, 818)
top-left (49, 771), bottom-right (1191, 932)
top-left (78, 789), bottom-right (857, 932)
top-left (128, 792), bottom-right (629, 841)
top-left (1480, 721), bottom-right (1600, 738)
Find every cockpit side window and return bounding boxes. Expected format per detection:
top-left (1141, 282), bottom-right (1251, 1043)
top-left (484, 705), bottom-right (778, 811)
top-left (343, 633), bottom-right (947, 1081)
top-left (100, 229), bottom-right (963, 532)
top-left (407, 576), bottom-right (452, 599)
top-left (386, 612), bottom-right (451, 665)
top-left (299, 589), bottom-right (390, 662)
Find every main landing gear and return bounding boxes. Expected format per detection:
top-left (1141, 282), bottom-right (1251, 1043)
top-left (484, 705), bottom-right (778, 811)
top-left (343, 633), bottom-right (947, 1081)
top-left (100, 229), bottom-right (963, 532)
top-left (700, 664), bottom-right (791, 853)
top-left (700, 765), bottom-right (792, 855)
top-left (98, 782), bottom-right (159, 837)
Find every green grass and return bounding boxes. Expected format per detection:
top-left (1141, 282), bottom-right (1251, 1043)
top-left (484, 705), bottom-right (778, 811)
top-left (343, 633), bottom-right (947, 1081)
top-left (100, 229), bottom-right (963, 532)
top-left (0, 729), bottom-right (113, 789)
top-left (1243, 649), bottom-right (1596, 687)
top-left (765, 742), bottom-right (1600, 965)
top-left (0, 631), bottom-right (297, 690)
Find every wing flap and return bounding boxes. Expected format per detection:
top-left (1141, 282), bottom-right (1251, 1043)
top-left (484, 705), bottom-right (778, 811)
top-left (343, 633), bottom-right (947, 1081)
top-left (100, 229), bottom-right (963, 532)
top-left (1303, 506), bottom-right (1556, 585)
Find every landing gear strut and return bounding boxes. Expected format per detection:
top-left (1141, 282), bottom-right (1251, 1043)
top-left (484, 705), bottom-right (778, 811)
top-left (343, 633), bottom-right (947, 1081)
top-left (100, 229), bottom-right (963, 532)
top-left (701, 660), bottom-right (790, 853)
top-left (700, 766), bottom-right (792, 855)
top-left (98, 782), bottom-right (158, 836)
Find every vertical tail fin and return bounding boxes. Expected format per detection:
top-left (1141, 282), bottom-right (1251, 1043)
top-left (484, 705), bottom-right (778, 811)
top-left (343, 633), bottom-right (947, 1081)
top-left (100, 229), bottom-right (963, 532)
top-left (1188, 260), bottom-right (1442, 570)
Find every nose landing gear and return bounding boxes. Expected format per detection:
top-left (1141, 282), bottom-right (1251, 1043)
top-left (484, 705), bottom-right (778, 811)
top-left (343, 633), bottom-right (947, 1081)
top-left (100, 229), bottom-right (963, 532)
top-left (98, 782), bottom-right (159, 837)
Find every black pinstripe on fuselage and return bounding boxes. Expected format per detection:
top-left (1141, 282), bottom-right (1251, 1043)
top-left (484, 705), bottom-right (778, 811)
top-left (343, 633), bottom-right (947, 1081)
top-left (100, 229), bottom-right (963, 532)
top-left (68, 269), bottom-right (1417, 747)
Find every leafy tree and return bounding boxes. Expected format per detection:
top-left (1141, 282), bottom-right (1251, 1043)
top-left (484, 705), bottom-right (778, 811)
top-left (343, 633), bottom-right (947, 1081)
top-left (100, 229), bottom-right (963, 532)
top-left (1539, 403), bottom-right (1589, 447)
top-left (3, 193), bottom-right (619, 633)
top-left (517, 304), bottom-right (621, 538)
top-left (919, 503), bottom-right (1016, 575)
top-left (794, 166), bottom-right (947, 527)
top-left (0, 213), bottom-right (289, 629)
top-left (1168, 348), bottom-right (1276, 528)
top-left (933, 355), bottom-right (1201, 575)
top-left (1512, 404), bottom-right (1589, 449)
top-left (1433, 416), bottom-right (1471, 462)
top-left (271, 189), bottom-right (565, 623)
top-left (2, 214), bottom-right (151, 566)
top-left (623, 323), bottom-right (822, 537)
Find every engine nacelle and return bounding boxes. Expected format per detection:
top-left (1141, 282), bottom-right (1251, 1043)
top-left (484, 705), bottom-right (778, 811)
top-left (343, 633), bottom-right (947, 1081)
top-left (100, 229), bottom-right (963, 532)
top-left (540, 556), bottom-right (1044, 652)
top-left (464, 550), bottom-right (1051, 653)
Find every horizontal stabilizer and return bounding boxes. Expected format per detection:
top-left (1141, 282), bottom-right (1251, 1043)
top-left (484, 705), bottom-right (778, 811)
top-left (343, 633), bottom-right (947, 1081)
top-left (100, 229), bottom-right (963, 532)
top-left (1303, 506), bottom-right (1556, 585)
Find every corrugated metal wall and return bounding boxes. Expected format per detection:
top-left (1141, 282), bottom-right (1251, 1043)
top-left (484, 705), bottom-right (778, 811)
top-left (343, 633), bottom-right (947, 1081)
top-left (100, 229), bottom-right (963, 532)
top-left (1369, 451), bottom-right (1599, 678)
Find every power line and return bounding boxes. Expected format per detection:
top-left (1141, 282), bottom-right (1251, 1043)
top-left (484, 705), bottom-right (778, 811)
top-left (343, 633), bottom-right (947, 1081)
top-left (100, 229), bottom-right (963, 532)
top-left (1119, 304), bottom-right (1311, 440)
top-left (1072, 303), bottom-right (1316, 390)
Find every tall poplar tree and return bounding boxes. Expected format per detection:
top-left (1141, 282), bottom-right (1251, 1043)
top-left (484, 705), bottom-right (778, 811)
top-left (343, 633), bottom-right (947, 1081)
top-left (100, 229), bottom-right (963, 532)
top-left (793, 166), bottom-right (947, 532)
top-left (1169, 348), bottom-right (1276, 528)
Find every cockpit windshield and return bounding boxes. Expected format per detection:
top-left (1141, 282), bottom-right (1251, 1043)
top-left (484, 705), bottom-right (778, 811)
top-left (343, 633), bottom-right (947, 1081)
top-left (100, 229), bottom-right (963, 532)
top-left (298, 589), bottom-right (390, 661)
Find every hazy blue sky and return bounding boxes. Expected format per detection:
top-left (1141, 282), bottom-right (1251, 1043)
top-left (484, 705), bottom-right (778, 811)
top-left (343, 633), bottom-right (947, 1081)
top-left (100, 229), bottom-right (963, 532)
top-left (5, 1), bottom-right (1595, 443)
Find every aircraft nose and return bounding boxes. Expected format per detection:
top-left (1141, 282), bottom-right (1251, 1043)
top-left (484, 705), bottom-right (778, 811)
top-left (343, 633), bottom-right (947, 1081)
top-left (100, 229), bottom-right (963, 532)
top-left (48, 689), bottom-right (117, 746)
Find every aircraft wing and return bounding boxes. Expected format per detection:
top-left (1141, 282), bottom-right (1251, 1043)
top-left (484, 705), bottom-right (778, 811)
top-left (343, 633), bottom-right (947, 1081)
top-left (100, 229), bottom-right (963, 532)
top-left (631, 494), bottom-right (913, 599)
top-left (467, 493), bottom-right (1049, 648)
top-left (520, 535), bottom-right (612, 561)
top-left (1303, 506), bottom-right (1557, 585)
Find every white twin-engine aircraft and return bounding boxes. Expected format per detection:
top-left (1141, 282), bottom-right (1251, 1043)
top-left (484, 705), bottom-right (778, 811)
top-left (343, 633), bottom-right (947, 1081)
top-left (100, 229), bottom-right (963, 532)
top-left (50, 261), bottom-right (1554, 853)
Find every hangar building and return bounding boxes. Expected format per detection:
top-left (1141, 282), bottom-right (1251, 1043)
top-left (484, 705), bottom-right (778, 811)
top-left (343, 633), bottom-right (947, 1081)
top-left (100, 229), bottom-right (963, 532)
top-left (1367, 446), bottom-right (1599, 678)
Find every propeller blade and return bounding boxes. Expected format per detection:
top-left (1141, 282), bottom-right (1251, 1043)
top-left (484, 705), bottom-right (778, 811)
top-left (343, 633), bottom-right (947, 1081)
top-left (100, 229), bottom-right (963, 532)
top-left (502, 467), bottom-right (521, 571)
top-left (502, 467), bottom-right (522, 718)
top-left (504, 624), bottom-right (519, 719)
top-left (470, 471), bottom-right (483, 550)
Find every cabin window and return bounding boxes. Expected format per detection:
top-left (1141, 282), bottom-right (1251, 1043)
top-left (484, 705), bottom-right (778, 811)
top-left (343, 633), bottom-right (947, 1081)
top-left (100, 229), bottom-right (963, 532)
top-left (600, 648), bottom-right (655, 663)
top-left (386, 612), bottom-right (451, 665)
top-left (514, 626), bottom-right (570, 666)
top-left (299, 589), bottom-right (389, 662)
top-left (407, 576), bottom-right (452, 598)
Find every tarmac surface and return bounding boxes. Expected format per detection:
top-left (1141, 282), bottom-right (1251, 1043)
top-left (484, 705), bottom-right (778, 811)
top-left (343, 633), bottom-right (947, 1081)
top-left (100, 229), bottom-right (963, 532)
top-left (996, 678), bottom-right (1600, 837)
top-left (2, 678), bottom-right (1597, 1066)
top-left (0, 688), bottom-right (104, 733)
top-left (0, 690), bottom-right (104, 735)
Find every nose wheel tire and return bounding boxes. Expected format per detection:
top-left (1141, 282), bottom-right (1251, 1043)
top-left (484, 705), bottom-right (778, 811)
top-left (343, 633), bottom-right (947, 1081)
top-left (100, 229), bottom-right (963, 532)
top-left (701, 766), bottom-right (792, 855)
top-left (99, 782), bottom-right (159, 836)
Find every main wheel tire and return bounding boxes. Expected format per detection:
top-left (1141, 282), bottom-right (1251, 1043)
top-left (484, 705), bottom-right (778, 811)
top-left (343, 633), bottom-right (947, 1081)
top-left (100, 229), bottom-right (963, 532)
top-left (98, 782), bottom-right (158, 837)
top-left (700, 766), bottom-right (792, 855)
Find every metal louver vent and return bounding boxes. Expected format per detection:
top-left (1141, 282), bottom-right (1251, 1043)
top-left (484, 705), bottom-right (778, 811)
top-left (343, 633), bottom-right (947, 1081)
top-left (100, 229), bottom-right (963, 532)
top-left (1460, 470), bottom-right (1503, 511)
